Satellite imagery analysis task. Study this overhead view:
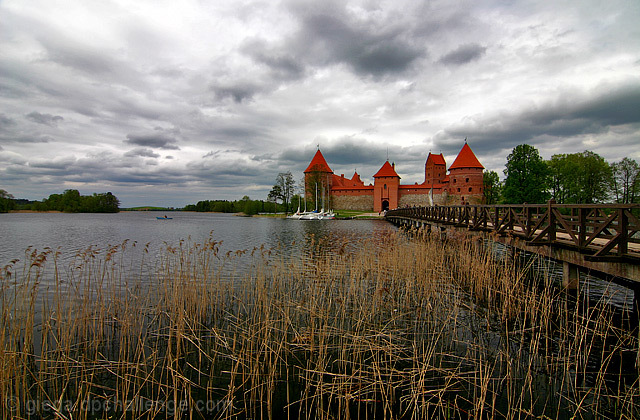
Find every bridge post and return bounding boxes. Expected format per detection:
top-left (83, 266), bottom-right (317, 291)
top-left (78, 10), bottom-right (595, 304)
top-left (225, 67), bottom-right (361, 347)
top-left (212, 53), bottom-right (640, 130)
top-left (547, 200), bottom-right (557, 242)
top-left (562, 261), bottom-right (580, 291)
top-left (632, 284), bottom-right (640, 330)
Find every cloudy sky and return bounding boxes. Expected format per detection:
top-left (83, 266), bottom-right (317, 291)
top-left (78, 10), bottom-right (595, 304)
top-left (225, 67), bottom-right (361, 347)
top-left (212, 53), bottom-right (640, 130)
top-left (1, 0), bottom-right (639, 207)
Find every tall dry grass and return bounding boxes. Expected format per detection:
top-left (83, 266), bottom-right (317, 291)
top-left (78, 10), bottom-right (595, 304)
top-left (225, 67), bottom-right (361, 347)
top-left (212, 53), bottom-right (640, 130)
top-left (1, 230), bottom-right (638, 419)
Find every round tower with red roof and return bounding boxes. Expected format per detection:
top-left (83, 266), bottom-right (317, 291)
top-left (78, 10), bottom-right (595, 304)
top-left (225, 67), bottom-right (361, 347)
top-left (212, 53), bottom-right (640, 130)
top-left (303, 149), bottom-right (334, 205)
top-left (447, 142), bottom-right (484, 204)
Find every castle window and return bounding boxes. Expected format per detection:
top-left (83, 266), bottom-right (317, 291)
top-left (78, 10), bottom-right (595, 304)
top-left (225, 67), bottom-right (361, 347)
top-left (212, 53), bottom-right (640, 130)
top-left (468, 187), bottom-right (472, 192)
top-left (384, 184), bottom-right (387, 189)
top-left (457, 188), bottom-right (461, 192)
top-left (453, 178), bottom-right (457, 183)
top-left (466, 178), bottom-right (469, 183)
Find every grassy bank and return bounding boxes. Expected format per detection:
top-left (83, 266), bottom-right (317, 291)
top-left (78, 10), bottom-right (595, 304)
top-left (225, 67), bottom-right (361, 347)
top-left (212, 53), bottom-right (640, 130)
top-left (1, 231), bottom-right (638, 419)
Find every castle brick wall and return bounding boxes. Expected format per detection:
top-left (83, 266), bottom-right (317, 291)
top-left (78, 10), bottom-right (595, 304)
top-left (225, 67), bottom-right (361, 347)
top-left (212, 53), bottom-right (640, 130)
top-left (447, 168), bottom-right (484, 197)
top-left (332, 194), bottom-right (374, 211)
top-left (402, 193), bottom-right (452, 207)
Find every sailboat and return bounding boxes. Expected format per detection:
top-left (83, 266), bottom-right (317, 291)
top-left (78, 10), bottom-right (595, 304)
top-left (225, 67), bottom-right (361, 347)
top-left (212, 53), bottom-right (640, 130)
top-left (287, 194), bottom-right (304, 219)
top-left (299, 183), bottom-right (321, 220)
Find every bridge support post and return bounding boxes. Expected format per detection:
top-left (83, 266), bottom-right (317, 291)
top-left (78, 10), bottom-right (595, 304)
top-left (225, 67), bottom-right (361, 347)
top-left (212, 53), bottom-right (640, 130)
top-left (632, 285), bottom-right (640, 330)
top-left (562, 262), bottom-right (580, 291)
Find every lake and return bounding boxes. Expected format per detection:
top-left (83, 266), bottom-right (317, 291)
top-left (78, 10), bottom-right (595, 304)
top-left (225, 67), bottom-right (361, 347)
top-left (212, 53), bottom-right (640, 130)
top-left (0, 211), bottom-right (396, 275)
top-left (0, 210), bottom-right (633, 310)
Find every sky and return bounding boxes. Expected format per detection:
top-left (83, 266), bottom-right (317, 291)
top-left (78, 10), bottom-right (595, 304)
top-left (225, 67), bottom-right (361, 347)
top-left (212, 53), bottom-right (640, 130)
top-left (1, 0), bottom-right (639, 208)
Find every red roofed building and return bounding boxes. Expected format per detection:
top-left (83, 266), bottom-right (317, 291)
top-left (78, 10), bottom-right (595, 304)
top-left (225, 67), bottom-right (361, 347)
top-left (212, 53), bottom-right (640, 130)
top-left (304, 142), bottom-right (484, 211)
top-left (447, 143), bottom-right (485, 199)
top-left (304, 149), bottom-right (333, 174)
top-left (373, 161), bottom-right (401, 212)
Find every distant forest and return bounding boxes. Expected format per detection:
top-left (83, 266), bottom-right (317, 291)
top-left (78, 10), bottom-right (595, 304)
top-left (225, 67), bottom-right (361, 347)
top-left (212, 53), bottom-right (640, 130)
top-left (183, 196), bottom-right (294, 215)
top-left (5, 189), bottom-right (120, 213)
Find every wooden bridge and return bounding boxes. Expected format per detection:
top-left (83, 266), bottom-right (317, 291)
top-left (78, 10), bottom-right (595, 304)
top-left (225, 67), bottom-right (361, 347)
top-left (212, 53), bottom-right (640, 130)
top-left (385, 202), bottom-right (640, 285)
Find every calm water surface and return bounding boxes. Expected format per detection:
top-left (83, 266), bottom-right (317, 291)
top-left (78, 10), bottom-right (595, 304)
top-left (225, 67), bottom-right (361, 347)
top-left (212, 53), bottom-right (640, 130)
top-left (0, 211), bottom-right (396, 267)
top-left (0, 211), bottom-right (633, 310)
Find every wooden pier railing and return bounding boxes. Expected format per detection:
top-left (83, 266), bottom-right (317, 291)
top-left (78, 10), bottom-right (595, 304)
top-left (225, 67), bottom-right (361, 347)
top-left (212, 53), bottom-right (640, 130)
top-left (385, 202), bottom-right (640, 263)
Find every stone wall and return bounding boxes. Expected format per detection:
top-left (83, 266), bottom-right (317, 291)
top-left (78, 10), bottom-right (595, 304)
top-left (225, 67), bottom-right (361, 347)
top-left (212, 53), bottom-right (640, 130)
top-left (332, 190), bottom-right (483, 210)
top-left (398, 192), bottom-right (449, 208)
top-left (332, 194), bottom-right (374, 211)
top-left (443, 193), bottom-right (483, 205)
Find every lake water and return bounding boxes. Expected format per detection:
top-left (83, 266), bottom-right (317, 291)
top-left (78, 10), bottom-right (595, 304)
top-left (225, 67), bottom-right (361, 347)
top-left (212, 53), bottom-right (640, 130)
top-left (0, 211), bottom-right (396, 272)
top-left (0, 210), bottom-right (634, 311)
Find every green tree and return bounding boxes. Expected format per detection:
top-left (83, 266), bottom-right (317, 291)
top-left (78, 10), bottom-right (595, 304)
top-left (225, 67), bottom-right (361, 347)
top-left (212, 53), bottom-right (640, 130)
top-left (482, 170), bottom-right (502, 204)
top-left (89, 192), bottom-right (120, 212)
top-left (61, 189), bottom-right (81, 212)
top-left (237, 195), bottom-right (261, 215)
top-left (611, 157), bottom-right (640, 204)
top-left (548, 154), bottom-right (571, 203)
top-left (547, 151), bottom-right (612, 204)
top-left (273, 172), bottom-right (296, 214)
top-left (574, 151), bottom-right (612, 203)
top-left (503, 144), bottom-right (551, 204)
top-left (267, 185), bottom-right (282, 213)
top-left (41, 189), bottom-right (120, 212)
top-left (0, 189), bottom-right (16, 213)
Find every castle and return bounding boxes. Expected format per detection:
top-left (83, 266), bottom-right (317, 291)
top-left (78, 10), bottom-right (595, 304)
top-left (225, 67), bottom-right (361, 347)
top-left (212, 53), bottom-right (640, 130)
top-left (303, 142), bottom-right (485, 212)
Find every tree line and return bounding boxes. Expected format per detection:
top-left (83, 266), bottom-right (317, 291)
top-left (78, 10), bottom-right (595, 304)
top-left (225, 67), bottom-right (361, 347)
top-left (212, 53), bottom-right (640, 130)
top-left (0, 189), bottom-right (120, 213)
top-left (183, 196), bottom-right (289, 215)
top-left (483, 144), bottom-right (639, 205)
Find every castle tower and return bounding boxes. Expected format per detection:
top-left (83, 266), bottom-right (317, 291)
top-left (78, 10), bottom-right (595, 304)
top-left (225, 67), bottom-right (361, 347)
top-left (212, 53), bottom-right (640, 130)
top-left (447, 143), bottom-right (484, 203)
top-left (373, 161), bottom-right (400, 212)
top-left (303, 149), bottom-right (334, 205)
top-left (424, 152), bottom-right (446, 186)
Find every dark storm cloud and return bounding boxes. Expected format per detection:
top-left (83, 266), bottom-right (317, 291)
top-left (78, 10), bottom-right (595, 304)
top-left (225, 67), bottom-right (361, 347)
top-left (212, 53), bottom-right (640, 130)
top-left (39, 35), bottom-right (119, 77)
top-left (285, 3), bottom-right (425, 78)
top-left (125, 133), bottom-right (180, 150)
top-left (439, 43), bottom-right (487, 66)
top-left (187, 111), bottom-right (275, 146)
top-left (278, 140), bottom-right (386, 167)
top-left (124, 148), bottom-right (161, 158)
top-left (0, 114), bottom-right (16, 128)
top-left (25, 111), bottom-right (64, 126)
top-left (570, 86), bottom-right (640, 126)
top-left (107, 170), bottom-right (192, 185)
top-left (274, 138), bottom-right (429, 184)
top-left (434, 83), bottom-right (640, 155)
top-left (3, 151), bottom-right (196, 188)
top-left (28, 158), bottom-right (74, 170)
top-left (213, 83), bottom-right (262, 103)
top-left (241, 39), bottom-right (305, 80)
top-left (186, 158), bottom-right (265, 188)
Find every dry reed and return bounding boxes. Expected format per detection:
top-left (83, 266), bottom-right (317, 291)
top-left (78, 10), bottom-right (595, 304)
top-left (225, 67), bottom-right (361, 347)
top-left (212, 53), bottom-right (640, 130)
top-left (1, 229), bottom-right (638, 419)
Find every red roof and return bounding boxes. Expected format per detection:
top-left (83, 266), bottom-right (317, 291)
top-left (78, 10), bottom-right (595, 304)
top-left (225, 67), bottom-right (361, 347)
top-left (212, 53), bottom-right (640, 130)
top-left (449, 143), bottom-right (484, 170)
top-left (373, 161), bottom-right (400, 178)
top-left (427, 153), bottom-right (446, 166)
top-left (304, 149), bottom-right (333, 173)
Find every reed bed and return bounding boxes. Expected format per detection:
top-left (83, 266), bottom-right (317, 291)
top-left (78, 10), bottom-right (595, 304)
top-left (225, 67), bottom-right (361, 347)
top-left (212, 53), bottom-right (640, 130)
top-left (1, 230), bottom-right (638, 419)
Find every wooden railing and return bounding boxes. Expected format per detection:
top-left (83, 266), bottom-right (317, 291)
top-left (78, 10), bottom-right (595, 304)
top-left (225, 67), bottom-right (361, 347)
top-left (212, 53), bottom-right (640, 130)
top-left (385, 202), bottom-right (640, 262)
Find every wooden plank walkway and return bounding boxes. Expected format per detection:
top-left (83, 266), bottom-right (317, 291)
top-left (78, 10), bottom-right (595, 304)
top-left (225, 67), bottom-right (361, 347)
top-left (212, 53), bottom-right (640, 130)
top-left (385, 202), bottom-right (640, 283)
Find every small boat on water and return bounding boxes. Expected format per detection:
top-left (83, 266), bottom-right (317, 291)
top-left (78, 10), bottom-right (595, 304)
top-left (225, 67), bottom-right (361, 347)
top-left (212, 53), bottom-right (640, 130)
top-left (156, 216), bottom-right (173, 220)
